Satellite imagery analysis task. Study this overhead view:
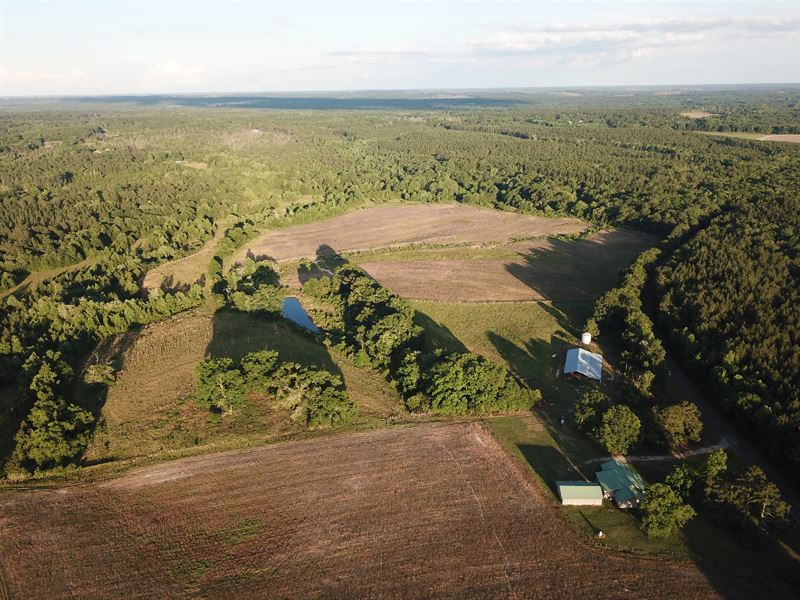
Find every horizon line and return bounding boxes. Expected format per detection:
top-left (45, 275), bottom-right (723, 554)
top-left (2, 82), bottom-right (798, 100)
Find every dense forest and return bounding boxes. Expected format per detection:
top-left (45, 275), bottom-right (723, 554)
top-left (0, 88), bottom-right (798, 479)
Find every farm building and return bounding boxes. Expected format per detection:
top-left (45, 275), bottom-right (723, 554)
top-left (556, 481), bottom-right (604, 506)
top-left (595, 461), bottom-right (646, 509)
top-left (563, 348), bottom-right (603, 381)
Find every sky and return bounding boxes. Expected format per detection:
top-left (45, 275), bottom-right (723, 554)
top-left (1, 0), bottom-right (798, 96)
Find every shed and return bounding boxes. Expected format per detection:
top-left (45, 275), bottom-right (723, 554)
top-left (556, 481), bottom-right (604, 506)
top-left (595, 461), bottom-right (646, 509)
top-left (564, 348), bottom-right (603, 381)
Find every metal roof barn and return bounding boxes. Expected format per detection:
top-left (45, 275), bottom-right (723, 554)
top-left (595, 461), bottom-right (646, 509)
top-left (564, 348), bottom-right (603, 381)
top-left (556, 481), bottom-right (604, 505)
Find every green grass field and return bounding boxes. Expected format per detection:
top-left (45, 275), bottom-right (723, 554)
top-left (487, 415), bottom-right (687, 556)
top-left (412, 299), bottom-right (610, 405)
top-left (82, 310), bottom-right (404, 466)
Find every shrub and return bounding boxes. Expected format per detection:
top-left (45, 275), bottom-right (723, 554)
top-left (196, 351), bottom-right (356, 427)
top-left (196, 357), bottom-right (247, 414)
top-left (573, 389), bottom-right (609, 432)
top-left (422, 353), bottom-right (539, 415)
top-left (14, 397), bottom-right (94, 470)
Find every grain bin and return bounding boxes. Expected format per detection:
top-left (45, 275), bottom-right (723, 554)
top-left (581, 332), bottom-right (592, 345)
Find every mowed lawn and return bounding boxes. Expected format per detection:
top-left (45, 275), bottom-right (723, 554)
top-left (83, 310), bottom-right (404, 465)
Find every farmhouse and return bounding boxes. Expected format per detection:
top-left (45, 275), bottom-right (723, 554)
top-left (563, 348), bottom-right (603, 381)
top-left (556, 481), bottom-right (604, 506)
top-left (595, 461), bottom-right (646, 509)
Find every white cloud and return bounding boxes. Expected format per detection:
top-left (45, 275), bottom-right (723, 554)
top-left (142, 60), bottom-right (207, 89)
top-left (1, 67), bottom-right (88, 84)
top-left (469, 14), bottom-right (798, 68)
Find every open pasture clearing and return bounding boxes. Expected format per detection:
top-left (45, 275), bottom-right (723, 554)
top-left (359, 229), bottom-right (655, 302)
top-left (238, 203), bottom-right (587, 263)
top-left (83, 310), bottom-right (403, 464)
top-left (142, 229), bottom-right (226, 293)
top-left (412, 300), bottom-right (599, 409)
top-left (680, 111), bottom-right (718, 119)
top-left (698, 132), bottom-right (800, 143)
top-left (757, 134), bottom-right (800, 143)
top-left (0, 422), bottom-right (717, 599)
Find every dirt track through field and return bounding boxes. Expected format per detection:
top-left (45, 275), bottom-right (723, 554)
top-left (0, 423), bottom-right (718, 599)
top-left (239, 203), bottom-right (587, 263)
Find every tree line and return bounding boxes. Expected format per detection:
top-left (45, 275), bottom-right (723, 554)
top-left (303, 263), bottom-right (540, 415)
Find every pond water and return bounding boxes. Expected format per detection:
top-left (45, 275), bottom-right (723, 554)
top-left (282, 297), bottom-right (320, 333)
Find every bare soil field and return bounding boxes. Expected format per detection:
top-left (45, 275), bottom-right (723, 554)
top-left (0, 422), bottom-right (718, 599)
top-left (239, 203), bottom-right (587, 263)
top-left (698, 132), bottom-right (800, 143)
top-left (359, 230), bottom-right (656, 302)
top-left (680, 111), bottom-right (717, 119)
top-left (757, 134), bottom-right (800, 143)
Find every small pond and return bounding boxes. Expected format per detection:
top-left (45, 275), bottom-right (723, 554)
top-left (282, 297), bottom-right (320, 333)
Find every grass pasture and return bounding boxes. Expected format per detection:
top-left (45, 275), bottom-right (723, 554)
top-left (0, 422), bottom-right (719, 599)
top-left (680, 111), bottom-right (718, 119)
top-left (83, 310), bottom-right (403, 464)
top-left (141, 229), bottom-right (227, 293)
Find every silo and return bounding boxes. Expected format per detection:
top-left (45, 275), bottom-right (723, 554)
top-left (581, 332), bottom-right (592, 345)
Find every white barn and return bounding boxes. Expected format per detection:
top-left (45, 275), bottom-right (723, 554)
top-left (564, 348), bottom-right (603, 381)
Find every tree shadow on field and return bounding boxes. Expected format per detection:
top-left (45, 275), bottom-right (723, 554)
top-left (505, 231), bottom-right (656, 302)
top-left (245, 249), bottom-right (276, 263)
top-left (414, 311), bottom-right (468, 355)
top-left (486, 330), bottom-right (573, 387)
top-left (679, 512), bottom-right (800, 600)
top-left (75, 330), bottom-right (140, 466)
top-left (0, 383), bottom-right (33, 471)
top-left (206, 309), bottom-right (341, 378)
top-left (315, 244), bottom-right (347, 270)
top-left (517, 444), bottom-right (590, 496)
top-left (158, 274), bottom-right (192, 294)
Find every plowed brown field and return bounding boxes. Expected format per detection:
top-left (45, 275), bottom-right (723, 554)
top-left (359, 230), bottom-right (656, 301)
top-left (0, 423), bottom-right (718, 599)
top-left (238, 203), bottom-right (587, 262)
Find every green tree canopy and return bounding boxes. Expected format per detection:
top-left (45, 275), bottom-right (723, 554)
top-left (596, 404), bottom-right (641, 455)
top-left (640, 483), bottom-right (696, 539)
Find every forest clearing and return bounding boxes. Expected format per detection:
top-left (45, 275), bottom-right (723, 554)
top-left (82, 310), bottom-right (405, 464)
top-left (0, 422), bottom-right (719, 599)
top-left (237, 203), bottom-right (587, 263)
top-left (357, 229), bottom-right (655, 302)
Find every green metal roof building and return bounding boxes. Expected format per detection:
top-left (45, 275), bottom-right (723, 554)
top-left (556, 481), bottom-right (604, 506)
top-left (595, 461), bottom-right (646, 508)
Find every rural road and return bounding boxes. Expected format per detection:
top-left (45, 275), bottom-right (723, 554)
top-left (664, 353), bottom-right (800, 525)
top-left (577, 441), bottom-right (729, 468)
